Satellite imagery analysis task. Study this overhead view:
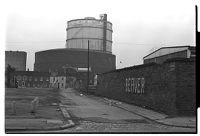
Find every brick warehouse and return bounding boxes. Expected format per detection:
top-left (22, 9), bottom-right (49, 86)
top-left (95, 58), bottom-right (196, 115)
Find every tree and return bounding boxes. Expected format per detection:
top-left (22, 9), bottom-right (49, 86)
top-left (5, 64), bottom-right (16, 88)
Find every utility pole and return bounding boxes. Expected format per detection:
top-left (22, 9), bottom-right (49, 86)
top-left (87, 40), bottom-right (90, 92)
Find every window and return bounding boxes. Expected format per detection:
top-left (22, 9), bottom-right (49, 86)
top-left (22, 81), bottom-right (25, 86)
top-left (23, 76), bottom-right (27, 81)
top-left (40, 77), bottom-right (43, 81)
top-left (46, 77), bottom-right (49, 81)
top-left (29, 76), bottom-right (32, 81)
top-left (17, 75), bottom-right (21, 80)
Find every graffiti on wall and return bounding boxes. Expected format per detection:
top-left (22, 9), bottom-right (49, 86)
top-left (125, 78), bottom-right (145, 94)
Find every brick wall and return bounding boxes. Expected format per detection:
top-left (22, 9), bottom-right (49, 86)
top-left (175, 59), bottom-right (196, 115)
top-left (95, 58), bottom-right (196, 115)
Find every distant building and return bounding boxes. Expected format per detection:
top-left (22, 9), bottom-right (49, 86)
top-left (10, 71), bottom-right (50, 88)
top-left (5, 51), bottom-right (27, 71)
top-left (49, 68), bottom-right (93, 90)
top-left (143, 46), bottom-right (195, 64)
top-left (50, 72), bottom-right (67, 89)
top-left (50, 75), bottom-right (77, 89)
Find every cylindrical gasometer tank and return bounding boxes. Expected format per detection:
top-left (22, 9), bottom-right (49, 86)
top-left (34, 14), bottom-right (116, 74)
top-left (5, 51), bottom-right (27, 71)
top-left (34, 48), bottom-right (115, 74)
top-left (66, 15), bottom-right (113, 52)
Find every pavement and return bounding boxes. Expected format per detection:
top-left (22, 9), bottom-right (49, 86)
top-left (5, 118), bottom-right (74, 130)
top-left (99, 97), bottom-right (196, 128)
top-left (5, 105), bottom-right (75, 132)
top-left (60, 88), bottom-right (196, 129)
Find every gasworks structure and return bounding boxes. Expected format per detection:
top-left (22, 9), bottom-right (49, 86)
top-left (34, 14), bottom-right (116, 74)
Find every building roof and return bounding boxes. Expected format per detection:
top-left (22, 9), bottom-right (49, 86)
top-left (5, 51), bottom-right (27, 53)
top-left (103, 62), bottom-right (157, 74)
top-left (11, 71), bottom-right (50, 76)
top-left (67, 18), bottom-right (112, 25)
top-left (143, 45), bottom-right (195, 60)
top-left (35, 48), bottom-right (113, 55)
top-left (102, 57), bottom-right (195, 75)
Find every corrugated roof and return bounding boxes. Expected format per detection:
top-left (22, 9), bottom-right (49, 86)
top-left (143, 45), bottom-right (195, 59)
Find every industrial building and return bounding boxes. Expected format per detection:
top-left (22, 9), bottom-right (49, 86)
top-left (34, 14), bottom-right (116, 75)
top-left (5, 51), bottom-right (27, 71)
top-left (66, 15), bottom-right (112, 52)
top-left (143, 46), bottom-right (195, 64)
top-left (34, 48), bottom-right (115, 74)
top-left (49, 68), bottom-right (93, 89)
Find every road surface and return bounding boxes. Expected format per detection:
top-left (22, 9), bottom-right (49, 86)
top-left (55, 88), bottom-right (195, 133)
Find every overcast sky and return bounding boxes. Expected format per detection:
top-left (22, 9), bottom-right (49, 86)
top-left (4, 0), bottom-right (199, 70)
